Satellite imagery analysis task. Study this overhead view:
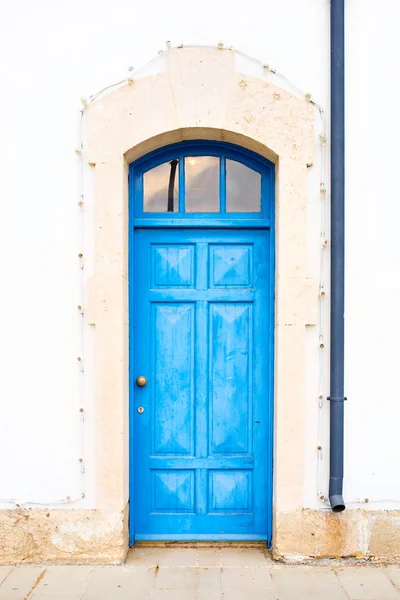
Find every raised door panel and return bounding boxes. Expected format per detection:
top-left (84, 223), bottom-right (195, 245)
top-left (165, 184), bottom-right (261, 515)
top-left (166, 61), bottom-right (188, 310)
top-left (151, 245), bottom-right (195, 288)
top-left (151, 470), bottom-right (195, 513)
top-left (208, 470), bottom-right (253, 513)
top-left (152, 303), bottom-right (194, 455)
top-left (209, 303), bottom-right (252, 455)
top-left (210, 245), bottom-right (253, 288)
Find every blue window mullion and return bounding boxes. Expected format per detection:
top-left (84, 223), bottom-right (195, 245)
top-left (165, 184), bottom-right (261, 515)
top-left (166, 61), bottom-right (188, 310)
top-left (220, 156), bottom-right (226, 214)
top-left (179, 155), bottom-right (185, 214)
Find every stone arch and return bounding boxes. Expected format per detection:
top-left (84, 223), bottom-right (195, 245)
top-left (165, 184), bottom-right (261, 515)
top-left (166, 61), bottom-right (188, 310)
top-left (86, 46), bottom-right (316, 558)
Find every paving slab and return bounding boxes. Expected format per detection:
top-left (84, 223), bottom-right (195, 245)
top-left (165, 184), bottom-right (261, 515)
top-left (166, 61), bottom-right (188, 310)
top-left (125, 547), bottom-right (161, 567)
top-left (271, 566), bottom-right (348, 600)
top-left (223, 566), bottom-right (276, 599)
top-left (157, 548), bottom-right (198, 567)
top-left (222, 588), bottom-right (276, 600)
top-left (153, 591), bottom-right (195, 600)
top-left (31, 566), bottom-right (92, 599)
top-left (0, 566), bottom-right (45, 600)
top-left (81, 566), bottom-right (156, 600)
top-left (220, 547), bottom-right (270, 566)
top-left (197, 567), bottom-right (222, 600)
top-left (197, 548), bottom-right (222, 567)
top-left (155, 567), bottom-right (197, 590)
top-left (336, 566), bottom-right (400, 600)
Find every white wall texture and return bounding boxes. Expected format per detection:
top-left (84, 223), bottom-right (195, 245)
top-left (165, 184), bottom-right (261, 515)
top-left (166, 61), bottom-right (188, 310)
top-left (0, 0), bottom-right (399, 512)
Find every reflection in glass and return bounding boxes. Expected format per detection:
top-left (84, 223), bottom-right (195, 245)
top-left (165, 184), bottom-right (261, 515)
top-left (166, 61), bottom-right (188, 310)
top-left (185, 156), bottom-right (219, 213)
top-left (226, 159), bottom-right (261, 212)
top-left (143, 160), bottom-right (179, 212)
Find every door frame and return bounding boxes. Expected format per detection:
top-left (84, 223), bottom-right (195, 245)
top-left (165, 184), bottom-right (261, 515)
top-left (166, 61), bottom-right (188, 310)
top-left (128, 141), bottom-right (275, 546)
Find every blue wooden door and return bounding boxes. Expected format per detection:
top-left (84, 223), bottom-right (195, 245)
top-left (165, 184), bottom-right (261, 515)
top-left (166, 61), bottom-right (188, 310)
top-left (133, 228), bottom-right (271, 540)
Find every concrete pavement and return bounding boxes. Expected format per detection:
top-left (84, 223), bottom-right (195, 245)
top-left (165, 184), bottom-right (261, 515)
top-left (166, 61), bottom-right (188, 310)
top-left (0, 547), bottom-right (399, 599)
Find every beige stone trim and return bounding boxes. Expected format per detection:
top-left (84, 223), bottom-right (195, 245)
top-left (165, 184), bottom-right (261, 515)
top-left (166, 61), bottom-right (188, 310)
top-left (0, 507), bottom-right (128, 565)
top-left (274, 509), bottom-right (400, 562)
top-left (1, 507), bottom-right (399, 564)
top-left (85, 45), bottom-right (315, 557)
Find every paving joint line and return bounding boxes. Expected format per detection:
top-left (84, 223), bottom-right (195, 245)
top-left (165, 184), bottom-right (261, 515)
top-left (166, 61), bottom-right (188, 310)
top-left (384, 569), bottom-right (400, 593)
top-left (149, 562), bottom-right (160, 599)
top-left (78, 567), bottom-right (94, 600)
top-left (0, 568), bottom-right (13, 588)
top-left (331, 566), bottom-right (352, 600)
top-left (24, 568), bottom-right (46, 599)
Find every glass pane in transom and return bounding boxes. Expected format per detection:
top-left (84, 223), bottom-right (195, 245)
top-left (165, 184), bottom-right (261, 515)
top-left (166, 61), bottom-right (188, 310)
top-left (143, 160), bottom-right (179, 212)
top-left (226, 159), bottom-right (261, 212)
top-left (185, 156), bottom-right (219, 213)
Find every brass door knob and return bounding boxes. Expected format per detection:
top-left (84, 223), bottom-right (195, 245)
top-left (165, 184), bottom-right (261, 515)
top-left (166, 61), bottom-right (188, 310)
top-left (136, 376), bottom-right (147, 387)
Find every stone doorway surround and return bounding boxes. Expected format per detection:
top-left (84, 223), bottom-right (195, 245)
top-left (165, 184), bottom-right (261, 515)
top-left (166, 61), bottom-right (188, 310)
top-left (84, 45), bottom-right (316, 562)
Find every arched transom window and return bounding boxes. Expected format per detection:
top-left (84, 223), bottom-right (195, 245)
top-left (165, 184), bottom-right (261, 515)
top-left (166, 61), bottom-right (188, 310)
top-left (130, 141), bottom-right (274, 220)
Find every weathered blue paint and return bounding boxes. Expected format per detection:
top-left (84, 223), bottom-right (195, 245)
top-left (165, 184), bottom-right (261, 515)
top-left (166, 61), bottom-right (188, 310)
top-left (129, 141), bottom-right (275, 544)
top-left (133, 229), bottom-right (271, 540)
top-left (132, 218), bottom-right (272, 229)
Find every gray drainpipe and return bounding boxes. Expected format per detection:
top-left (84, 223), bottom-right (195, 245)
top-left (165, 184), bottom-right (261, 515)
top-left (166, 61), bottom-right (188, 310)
top-left (328, 0), bottom-right (346, 512)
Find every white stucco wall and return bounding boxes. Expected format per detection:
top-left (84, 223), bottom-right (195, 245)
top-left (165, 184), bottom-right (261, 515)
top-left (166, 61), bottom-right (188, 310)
top-left (0, 0), bottom-right (399, 514)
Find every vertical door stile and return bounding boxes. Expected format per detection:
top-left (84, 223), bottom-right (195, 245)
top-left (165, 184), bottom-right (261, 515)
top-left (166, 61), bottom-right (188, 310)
top-left (195, 242), bottom-right (209, 516)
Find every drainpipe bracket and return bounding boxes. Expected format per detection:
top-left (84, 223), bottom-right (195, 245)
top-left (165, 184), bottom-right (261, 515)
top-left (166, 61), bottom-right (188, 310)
top-left (327, 396), bottom-right (347, 402)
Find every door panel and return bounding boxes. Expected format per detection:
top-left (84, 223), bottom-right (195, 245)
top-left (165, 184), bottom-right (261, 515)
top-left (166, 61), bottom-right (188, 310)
top-left (133, 229), bottom-right (271, 540)
top-left (210, 303), bottom-right (252, 455)
top-left (152, 303), bottom-right (194, 455)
